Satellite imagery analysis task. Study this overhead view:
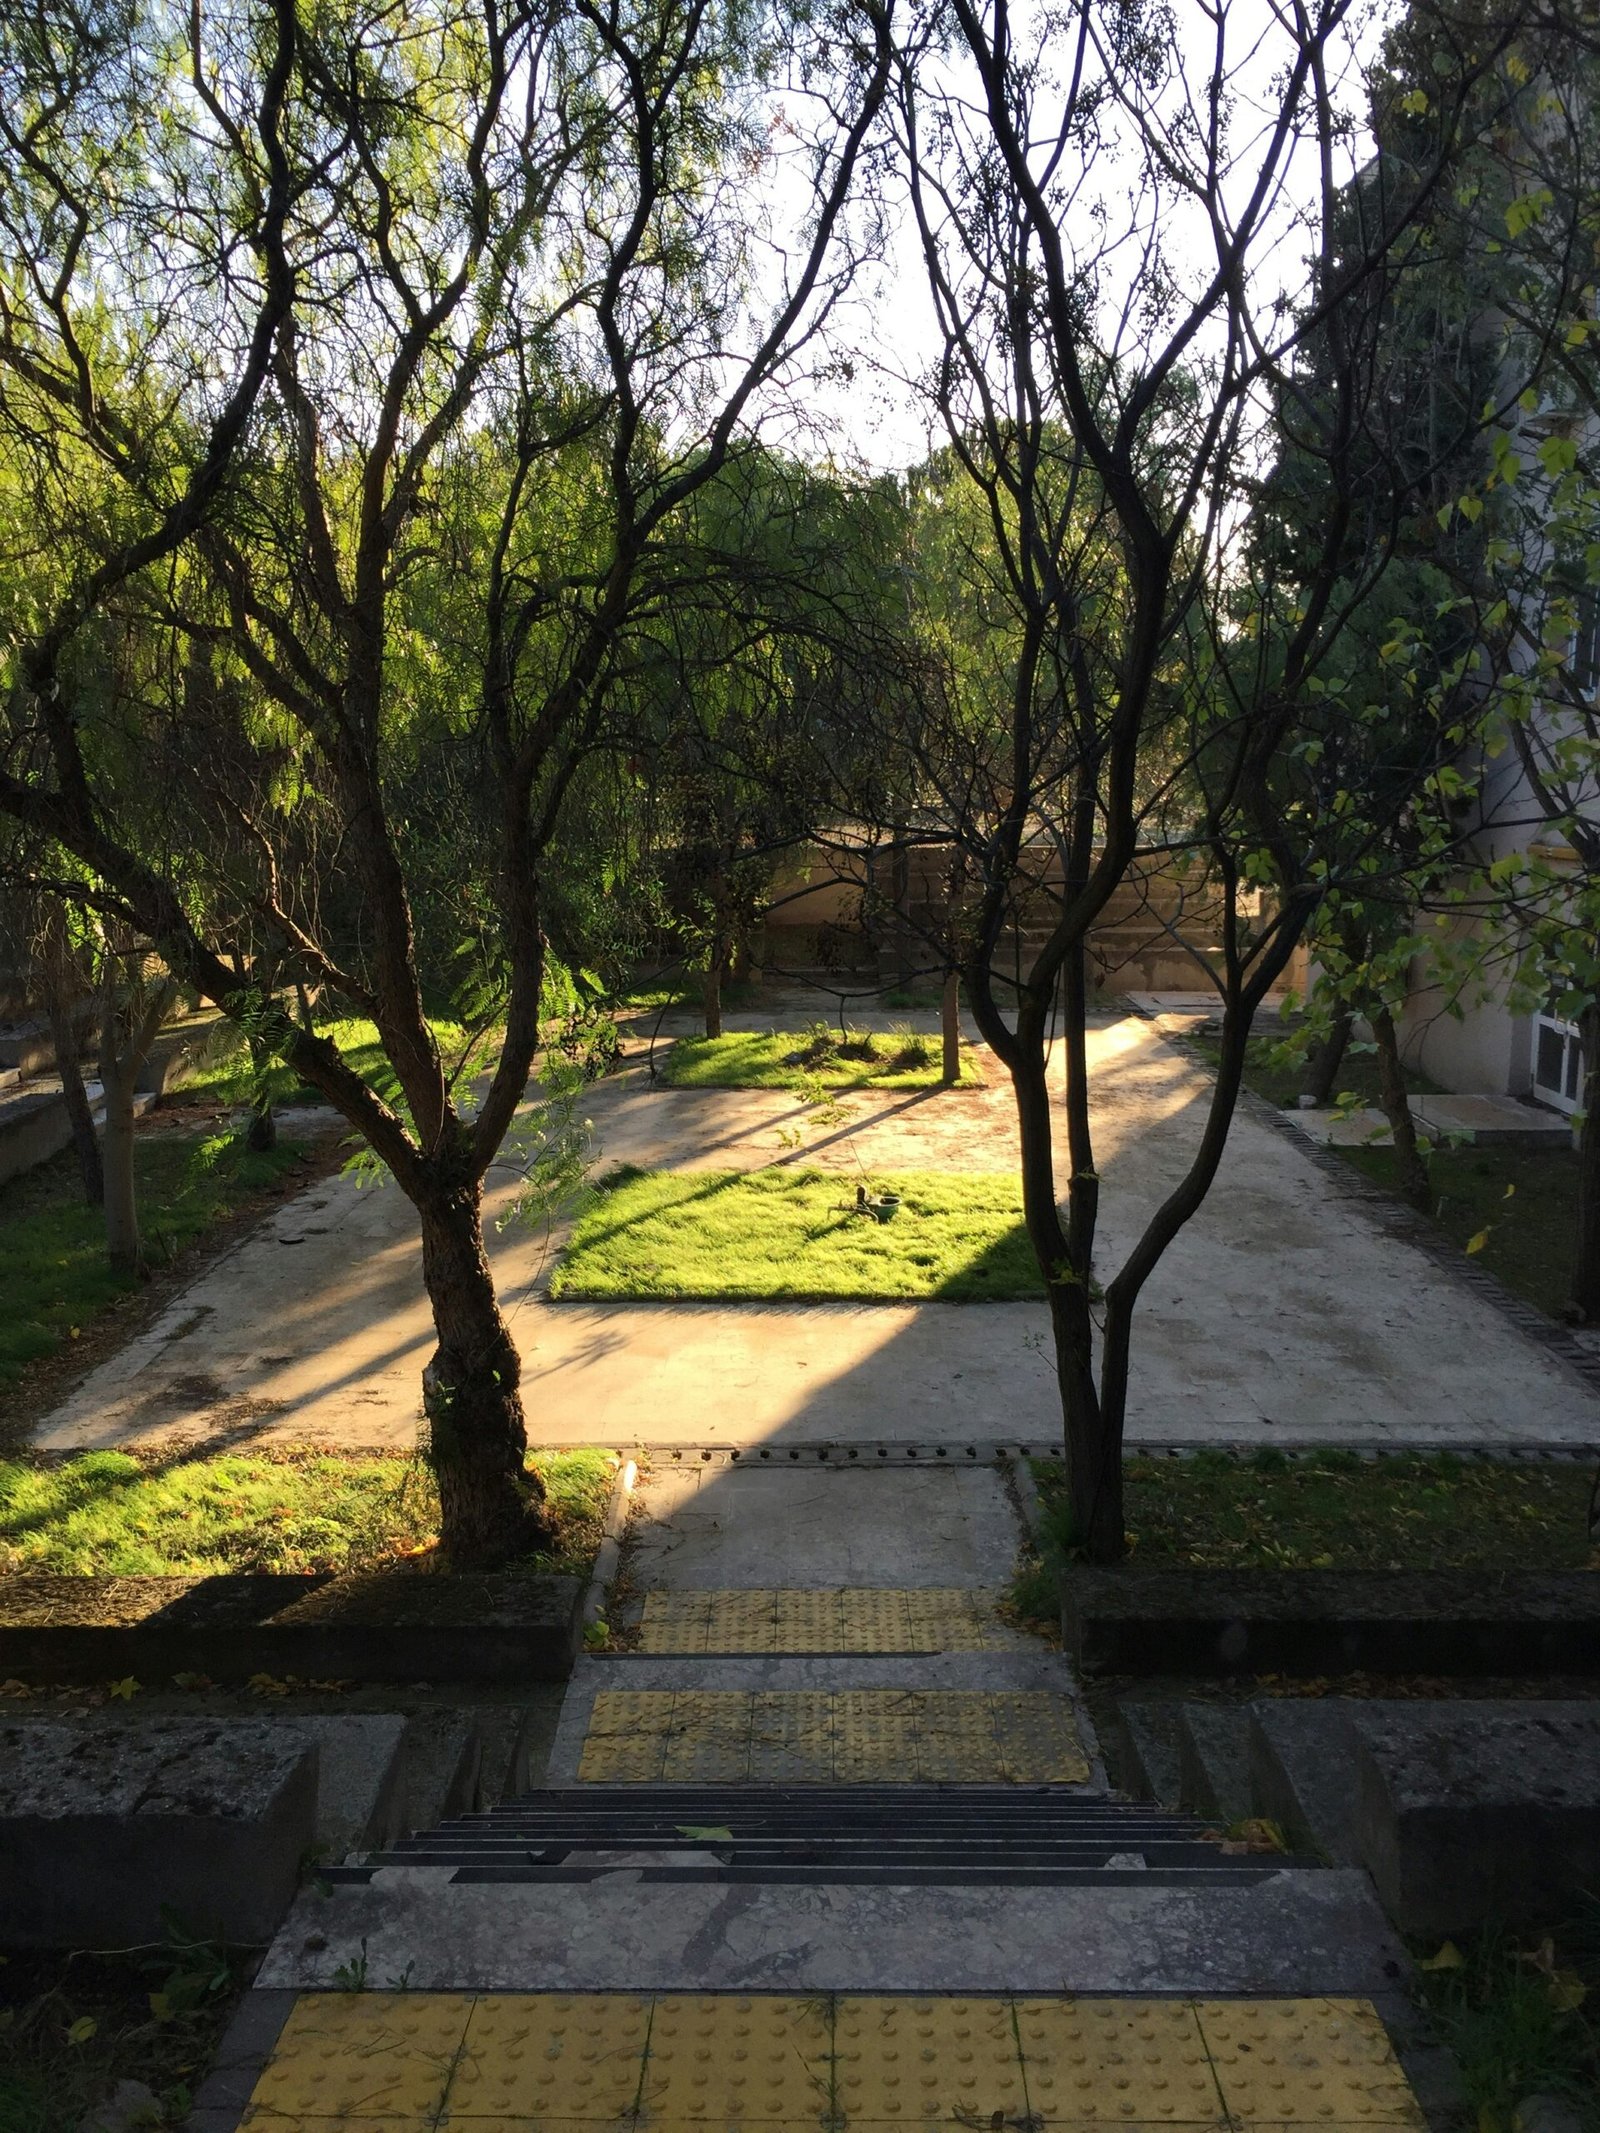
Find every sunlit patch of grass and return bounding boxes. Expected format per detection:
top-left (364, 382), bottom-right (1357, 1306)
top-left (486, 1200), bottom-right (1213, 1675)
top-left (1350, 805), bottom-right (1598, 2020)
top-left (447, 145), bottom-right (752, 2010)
top-left (0, 1445), bottom-right (616, 1579)
top-left (550, 1165), bottom-right (1039, 1301)
top-left (174, 1015), bottom-right (478, 1109)
top-left (660, 1026), bottom-right (977, 1091)
top-left (0, 1133), bottom-right (308, 1387)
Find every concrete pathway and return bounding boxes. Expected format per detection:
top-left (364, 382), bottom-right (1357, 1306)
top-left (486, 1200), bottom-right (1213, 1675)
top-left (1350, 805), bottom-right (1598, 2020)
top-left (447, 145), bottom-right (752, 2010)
top-left (35, 1013), bottom-right (1600, 1454)
top-left (208, 1460), bottom-right (1431, 2128)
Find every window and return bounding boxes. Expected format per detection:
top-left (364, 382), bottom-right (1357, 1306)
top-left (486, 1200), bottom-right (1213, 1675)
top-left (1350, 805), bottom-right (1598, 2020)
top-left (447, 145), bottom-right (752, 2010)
top-left (1533, 1008), bottom-right (1585, 1113)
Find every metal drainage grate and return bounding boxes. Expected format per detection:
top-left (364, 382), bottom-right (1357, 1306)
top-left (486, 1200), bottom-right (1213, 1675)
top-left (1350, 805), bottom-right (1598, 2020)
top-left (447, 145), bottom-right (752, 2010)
top-left (326, 1785), bottom-right (1308, 1889)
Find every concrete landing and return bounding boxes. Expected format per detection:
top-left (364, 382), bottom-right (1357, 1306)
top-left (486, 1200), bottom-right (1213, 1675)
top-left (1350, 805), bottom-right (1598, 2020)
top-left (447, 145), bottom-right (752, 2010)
top-left (254, 1876), bottom-right (1412, 1997)
top-left (1288, 1093), bottom-right (1572, 1149)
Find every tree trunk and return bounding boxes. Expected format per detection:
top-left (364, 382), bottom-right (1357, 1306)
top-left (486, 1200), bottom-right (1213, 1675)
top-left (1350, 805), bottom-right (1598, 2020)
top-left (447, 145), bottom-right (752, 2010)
top-left (941, 971), bottom-right (961, 1085)
top-left (1569, 1004), bottom-right (1600, 1323)
top-left (100, 1060), bottom-right (143, 1275)
top-left (417, 1177), bottom-right (553, 1566)
top-left (1008, 1003), bottom-right (1124, 1563)
top-left (1301, 1007), bottom-right (1352, 1108)
top-left (245, 1036), bottom-right (277, 1150)
top-left (49, 997), bottom-right (103, 1206)
top-left (702, 946), bottom-right (724, 1040)
top-left (1371, 1003), bottom-right (1431, 1212)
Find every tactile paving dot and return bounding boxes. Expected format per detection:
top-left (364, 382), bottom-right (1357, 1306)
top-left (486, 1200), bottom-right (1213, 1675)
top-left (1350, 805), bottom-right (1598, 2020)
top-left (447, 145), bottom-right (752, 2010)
top-left (447, 1993), bottom-right (653, 2117)
top-left (1016, 1998), bottom-right (1221, 2123)
top-left (832, 1997), bottom-right (1023, 2128)
top-left (638, 1993), bottom-right (833, 2122)
top-left (588, 1692), bottom-right (678, 1736)
top-left (989, 1692), bottom-right (1091, 1785)
top-left (704, 1592), bottom-right (781, 1653)
top-left (246, 1992), bottom-right (471, 2117)
top-left (1193, 1999), bottom-right (1427, 2125)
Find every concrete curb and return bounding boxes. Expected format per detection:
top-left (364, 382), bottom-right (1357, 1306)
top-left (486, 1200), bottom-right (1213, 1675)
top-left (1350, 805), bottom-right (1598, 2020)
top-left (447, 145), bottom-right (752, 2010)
top-left (582, 1457), bottom-right (638, 1631)
top-left (1063, 1565), bottom-right (1600, 1677)
top-left (0, 1570), bottom-right (585, 1685)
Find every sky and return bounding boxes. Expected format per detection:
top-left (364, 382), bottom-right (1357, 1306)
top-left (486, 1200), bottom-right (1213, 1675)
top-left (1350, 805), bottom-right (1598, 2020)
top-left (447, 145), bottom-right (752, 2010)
top-left (776, 0), bottom-right (1401, 474)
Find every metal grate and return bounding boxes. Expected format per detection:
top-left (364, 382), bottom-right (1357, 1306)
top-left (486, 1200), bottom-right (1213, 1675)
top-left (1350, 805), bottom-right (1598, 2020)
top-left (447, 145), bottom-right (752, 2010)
top-left (328, 1784), bottom-right (1308, 1888)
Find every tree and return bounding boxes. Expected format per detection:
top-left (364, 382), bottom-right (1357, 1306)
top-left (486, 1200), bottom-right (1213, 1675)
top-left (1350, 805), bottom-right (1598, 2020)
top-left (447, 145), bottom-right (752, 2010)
top-left (0, 0), bottom-right (895, 1561)
top-left (850, 0), bottom-right (1526, 1557)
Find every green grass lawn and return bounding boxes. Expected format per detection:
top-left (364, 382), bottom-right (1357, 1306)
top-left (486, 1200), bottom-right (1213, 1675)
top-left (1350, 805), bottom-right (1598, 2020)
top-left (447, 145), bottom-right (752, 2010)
top-left (172, 1014), bottom-right (477, 1110)
top-left (0, 1131), bottom-right (309, 1389)
top-left (660, 1027), bottom-right (977, 1091)
top-left (1344, 1142), bottom-right (1575, 1321)
top-left (0, 1445), bottom-right (616, 1578)
top-left (1030, 1448), bottom-right (1597, 1573)
top-left (550, 1166), bottom-right (1041, 1301)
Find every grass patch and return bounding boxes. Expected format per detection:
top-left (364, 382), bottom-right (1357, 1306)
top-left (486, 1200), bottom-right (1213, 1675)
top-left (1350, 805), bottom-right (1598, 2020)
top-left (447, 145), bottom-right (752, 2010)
top-left (0, 1446), bottom-right (616, 1578)
top-left (1027, 1449), bottom-right (1597, 1576)
top-left (0, 1933), bottom-right (251, 2133)
top-left (1345, 1141), bottom-right (1576, 1322)
top-left (551, 1166), bottom-right (1040, 1301)
top-left (0, 1132), bottom-right (308, 1388)
top-left (660, 1024), bottom-right (976, 1091)
top-left (172, 1014), bottom-right (476, 1110)
top-left (1416, 1915), bottom-right (1600, 2132)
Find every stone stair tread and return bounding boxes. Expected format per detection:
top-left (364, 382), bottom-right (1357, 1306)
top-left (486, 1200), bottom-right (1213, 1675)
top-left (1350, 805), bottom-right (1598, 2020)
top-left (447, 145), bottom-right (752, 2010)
top-left (1247, 1697), bottom-right (1364, 1863)
top-left (1177, 1702), bottom-right (1254, 1821)
top-left (256, 1866), bottom-right (1405, 1995)
top-left (1114, 1699), bottom-right (1183, 1807)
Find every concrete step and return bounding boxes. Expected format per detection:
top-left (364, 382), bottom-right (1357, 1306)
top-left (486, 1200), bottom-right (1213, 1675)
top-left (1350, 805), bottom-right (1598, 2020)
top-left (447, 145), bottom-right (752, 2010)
top-left (1113, 1700), bottom-right (1182, 1808)
top-left (1246, 1699), bottom-right (1363, 1864)
top-left (1176, 1704), bottom-right (1253, 1821)
top-left (400, 1708), bottom-right (483, 1832)
top-left (256, 1865), bottom-right (1407, 1996)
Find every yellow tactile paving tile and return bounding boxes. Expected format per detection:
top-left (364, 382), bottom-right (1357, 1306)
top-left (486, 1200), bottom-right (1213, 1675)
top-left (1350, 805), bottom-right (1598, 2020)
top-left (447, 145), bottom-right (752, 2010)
top-left (447, 1994), bottom-right (653, 2120)
top-left (578, 1690), bottom-right (1089, 1785)
top-left (241, 1991), bottom-right (468, 2120)
top-left (636, 1590), bottom-right (1008, 1655)
top-left (834, 1995), bottom-right (1025, 2128)
top-left (1015, 1997), bottom-right (1223, 2123)
top-left (245, 1994), bottom-right (1428, 2130)
top-left (637, 1994), bottom-right (834, 2122)
top-left (1194, 1998), bottom-right (1429, 2126)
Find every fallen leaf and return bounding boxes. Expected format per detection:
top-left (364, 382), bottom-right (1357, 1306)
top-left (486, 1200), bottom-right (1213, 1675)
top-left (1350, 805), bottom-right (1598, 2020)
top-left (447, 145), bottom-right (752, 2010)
top-left (1419, 1941), bottom-right (1465, 1971)
top-left (107, 1676), bottom-right (140, 1701)
top-left (66, 2016), bottom-right (97, 2045)
top-left (676, 1825), bottom-right (734, 1841)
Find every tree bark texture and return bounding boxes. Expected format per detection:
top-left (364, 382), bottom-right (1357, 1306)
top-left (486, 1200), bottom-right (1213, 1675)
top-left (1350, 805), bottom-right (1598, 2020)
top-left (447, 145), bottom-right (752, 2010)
top-left (417, 1177), bottom-right (552, 1566)
top-left (1301, 1008), bottom-right (1352, 1108)
top-left (941, 971), bottom-right (961, 1085)
top-left (1570, 1005), bottom-right (1600, 1323)
top-left (1371, 1004), bottom-right (1431, 1212)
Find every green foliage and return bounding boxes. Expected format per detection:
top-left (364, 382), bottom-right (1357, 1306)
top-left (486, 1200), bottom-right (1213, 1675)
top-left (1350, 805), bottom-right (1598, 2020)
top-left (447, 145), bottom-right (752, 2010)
top-left (0, 1446), bottom-right (615, 1577)
top-left (1416, 1920), bottom-right (1600, 2131)
top-left (550, 1166), bottom-right (1041, 1302)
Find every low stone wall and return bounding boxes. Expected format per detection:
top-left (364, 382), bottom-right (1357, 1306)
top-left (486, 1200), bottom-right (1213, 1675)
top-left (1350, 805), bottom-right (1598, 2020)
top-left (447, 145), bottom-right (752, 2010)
top-left (1062, 1566), bottom-right (1600, 1676)
top-left (0, 1570), bottom-right (585, 1684)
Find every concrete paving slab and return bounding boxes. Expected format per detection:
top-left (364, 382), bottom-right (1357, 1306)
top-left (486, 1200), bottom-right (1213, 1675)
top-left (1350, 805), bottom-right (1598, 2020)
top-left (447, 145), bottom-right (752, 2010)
top-left (255, 1867), bottom-right (1410, 1994)
top-left (32, 1014), bottom-right (1600, 1453)
top-left (627, 1464), bottom-right (1026, 1591)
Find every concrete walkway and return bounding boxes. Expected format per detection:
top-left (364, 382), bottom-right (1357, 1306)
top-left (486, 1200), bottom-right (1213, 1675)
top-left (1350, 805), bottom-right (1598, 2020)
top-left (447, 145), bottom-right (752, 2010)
top-left (207, 1459), bottom-right (1431, 2128)
top-left (35, 1013), bottom-right (1600, 1454)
